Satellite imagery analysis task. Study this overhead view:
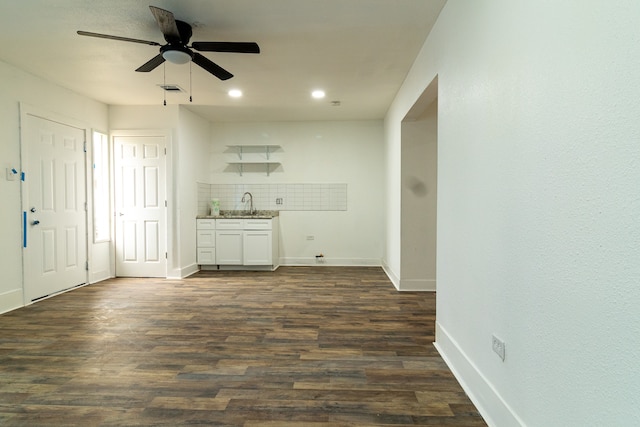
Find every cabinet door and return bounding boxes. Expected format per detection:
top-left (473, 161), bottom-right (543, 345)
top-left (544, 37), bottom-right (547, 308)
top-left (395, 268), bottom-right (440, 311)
top-left (216, 230), bottom-right (243, 265)
top-left (243, 230), bottom-right (272, 265)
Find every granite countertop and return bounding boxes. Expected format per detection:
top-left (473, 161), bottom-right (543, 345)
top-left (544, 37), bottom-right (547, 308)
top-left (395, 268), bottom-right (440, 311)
top-left (197, 210), bottom-right (279, 219)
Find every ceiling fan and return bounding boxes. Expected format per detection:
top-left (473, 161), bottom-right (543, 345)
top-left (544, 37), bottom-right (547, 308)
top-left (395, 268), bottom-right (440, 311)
top-left (77, 5), bottom-right (260, 81)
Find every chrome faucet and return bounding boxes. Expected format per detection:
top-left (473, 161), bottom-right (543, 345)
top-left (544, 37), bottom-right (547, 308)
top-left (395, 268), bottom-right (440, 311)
top-left (241, 192), bottom-right (255, 215)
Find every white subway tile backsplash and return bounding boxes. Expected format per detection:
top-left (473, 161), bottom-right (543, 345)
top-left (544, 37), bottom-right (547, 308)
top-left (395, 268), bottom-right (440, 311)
top-left (197, 182), bottom-right (347, 213)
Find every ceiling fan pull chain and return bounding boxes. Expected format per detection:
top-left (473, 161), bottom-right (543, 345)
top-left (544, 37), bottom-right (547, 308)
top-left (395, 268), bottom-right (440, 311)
top-left (190, 62), bottom-right (193, 103)
top-left (163, 63), bottom-right (167, 106)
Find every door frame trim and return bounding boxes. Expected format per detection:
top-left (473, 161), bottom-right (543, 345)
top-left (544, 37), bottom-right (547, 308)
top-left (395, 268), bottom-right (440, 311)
top-left (111, 129), bottom-right (173, 279)
top-left (19, 103), bottom-right (91, 305)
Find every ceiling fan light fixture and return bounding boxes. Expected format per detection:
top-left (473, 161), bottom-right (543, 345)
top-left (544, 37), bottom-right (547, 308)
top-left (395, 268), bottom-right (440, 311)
top-left (162, 49), bottom-right (192, 64)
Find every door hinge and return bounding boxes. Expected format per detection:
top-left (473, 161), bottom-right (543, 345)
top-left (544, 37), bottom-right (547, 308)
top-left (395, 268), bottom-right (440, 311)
top-left (165, 252), bottom-right (168, 259)
top-left (83, 141), bottom-right (87, 153)
top-left (164, 147), bottom-right (167, 155)
top-left (165, 200), bottom-right (167, 207)
top-left (84, 202), bottom-right (88, 211)
top-left (85, 261), bottom-right (89, 271)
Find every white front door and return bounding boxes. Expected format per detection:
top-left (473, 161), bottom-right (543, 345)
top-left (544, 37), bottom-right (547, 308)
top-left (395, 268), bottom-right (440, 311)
top-left (113, 134), bottom-right (167, 277)
top-left (23, 114), bottom-right (87, 302)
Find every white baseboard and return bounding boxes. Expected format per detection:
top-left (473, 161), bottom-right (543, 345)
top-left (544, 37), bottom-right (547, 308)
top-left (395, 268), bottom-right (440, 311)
top-left (90, 271), bottom-right (112, 284)
top-left (280, 257), bottom-right (381, 267)
top-left (434, 322), bottom-right (524, 427)
top-left (167, 263), bottom-right (199, 279)
top-left (398, 278), bottom-right (436, 291)
top-left (381, 261), bottom-right (435, 291)
top-left (215, 265), bottom-right (278, 271)
top-left (0, 288), bottom-right (24, 315)
top-left (381, 261), bottom-right (400, 290)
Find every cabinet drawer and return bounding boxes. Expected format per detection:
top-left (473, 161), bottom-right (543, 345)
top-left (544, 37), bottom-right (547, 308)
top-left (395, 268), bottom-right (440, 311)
top-left (197, 247), bottom-right (216, 265)
top-left (243, 219), bottom-right (272, 230)
top-left (196, 219), bottom-right (216, 230)
top-left (196, 229), bottom-right (215, 247)
top-left (216, 218), bottom-right (244, 229)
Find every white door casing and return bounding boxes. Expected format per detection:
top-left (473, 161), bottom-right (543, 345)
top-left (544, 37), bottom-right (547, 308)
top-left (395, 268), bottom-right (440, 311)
top-left (23, 114), bottom-right (88, 302)
top-left (113, 134), bottom-right (167, 277)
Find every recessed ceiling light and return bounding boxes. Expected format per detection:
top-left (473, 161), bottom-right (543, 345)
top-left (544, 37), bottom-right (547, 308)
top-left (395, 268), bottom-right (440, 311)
top-left (311, 90), bottom-right (325, 99)
top-left (228, 89), bottom-right (243, 98)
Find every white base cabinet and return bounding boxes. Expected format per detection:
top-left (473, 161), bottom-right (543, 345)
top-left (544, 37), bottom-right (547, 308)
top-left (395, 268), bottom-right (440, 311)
top-left (197, 217), bottom-right (279, 270)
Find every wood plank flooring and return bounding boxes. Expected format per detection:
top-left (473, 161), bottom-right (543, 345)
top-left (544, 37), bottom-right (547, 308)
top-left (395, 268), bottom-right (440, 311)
top-left (0, 267), bottom-right (486, 426)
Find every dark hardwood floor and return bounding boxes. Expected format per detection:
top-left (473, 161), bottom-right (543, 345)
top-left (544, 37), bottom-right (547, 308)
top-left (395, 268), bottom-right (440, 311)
top-left (0, 267), bottom-right (486, 426)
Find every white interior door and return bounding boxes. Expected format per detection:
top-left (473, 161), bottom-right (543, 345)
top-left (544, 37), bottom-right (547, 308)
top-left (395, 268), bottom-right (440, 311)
top-left (23, 114), bottom-right (87, 302)
top-left (114, 134), bottom-right (167, 277)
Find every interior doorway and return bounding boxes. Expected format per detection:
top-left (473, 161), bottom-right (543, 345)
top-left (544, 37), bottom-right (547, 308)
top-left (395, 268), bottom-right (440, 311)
top-left (399, 76), bottom-right (438, 291)
top-left (112, 132), bottom-right (168, 278)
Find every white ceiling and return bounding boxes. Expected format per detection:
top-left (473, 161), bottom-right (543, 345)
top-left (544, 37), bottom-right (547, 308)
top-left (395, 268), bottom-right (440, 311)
top-left (0, 0), bottom-right (445, 122)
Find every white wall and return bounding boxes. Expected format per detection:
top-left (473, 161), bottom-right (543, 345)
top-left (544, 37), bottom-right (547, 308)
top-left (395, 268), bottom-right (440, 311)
top-left (0, 60), bottom-right (108, 314)
top-left (400, 100), bottom-right (437, 290)
top-left (383, 112), bottom-right (402, 282)
top-left (386, 0), bottom-right (640, 425)
top-left (109, 105), bottom-right (179, 131)
top-left (209, 120), bottom-right (384, 266)
top-left (176, 107), bottom-right (211, 277)
top-left (109, 104), bottom-right (211, 279)
top-left (109, 105), bottom-right (178, 278)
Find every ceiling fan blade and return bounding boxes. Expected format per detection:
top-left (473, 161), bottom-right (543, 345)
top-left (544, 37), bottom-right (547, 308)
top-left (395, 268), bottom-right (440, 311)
top-left (192, 41), bottom-right (260, 54)
top-left (77, 30), bottom-right (160, 46)
top-left (149, 6), bottom-right (181, 41)
top-left (192, 52), bottom-right (233, 80)
top-left (135, 54), bottom-right (166, 72)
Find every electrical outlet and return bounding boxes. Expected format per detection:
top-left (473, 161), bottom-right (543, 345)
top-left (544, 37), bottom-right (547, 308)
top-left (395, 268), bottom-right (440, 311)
top-left (492, 334), bottom-right (506, 361)
top-left (306, 235), bottom-right (315, 240)
top-left (275, 198), bottom-right (283, 205)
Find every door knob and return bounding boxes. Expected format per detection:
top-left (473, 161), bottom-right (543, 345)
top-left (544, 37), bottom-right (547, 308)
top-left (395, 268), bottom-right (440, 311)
top-left (32, 220), bottom-right (40, 225)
